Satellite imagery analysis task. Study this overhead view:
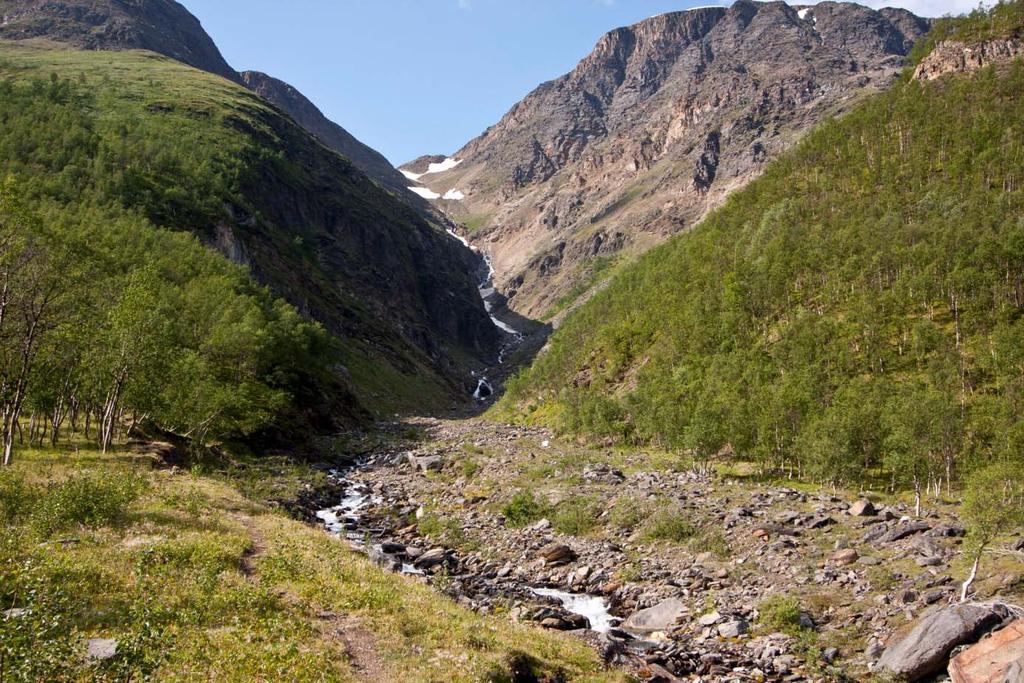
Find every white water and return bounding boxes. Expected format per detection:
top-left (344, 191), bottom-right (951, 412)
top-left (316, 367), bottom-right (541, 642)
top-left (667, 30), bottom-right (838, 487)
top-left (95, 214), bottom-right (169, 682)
top-left (316, 474), bottom-right (377, 545)
top-left (532, 588), bottom-right (616, 633)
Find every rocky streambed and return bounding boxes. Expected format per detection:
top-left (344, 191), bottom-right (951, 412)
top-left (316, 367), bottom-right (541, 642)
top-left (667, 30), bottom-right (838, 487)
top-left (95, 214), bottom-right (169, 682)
top-left (306, 419), bottom-right (1024, 682)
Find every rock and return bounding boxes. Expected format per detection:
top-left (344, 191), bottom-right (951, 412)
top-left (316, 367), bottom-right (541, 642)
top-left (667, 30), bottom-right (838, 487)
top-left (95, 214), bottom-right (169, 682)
top-left (949, 620), bottom-right (1024, 683)
top-left (410, 455), bottom-right (443, 473)
top-left (822, 647), bottom-right (840, 663)
top-left (2, 608), bottom-right (27, 619)
top-left (917, 556), bottom-right (944, 567)
top-left (86, 638), bottom-right (118, 661)
top-left (880, 521), bottom-right (932, 543)
top-left (414, 547), bottom-right (448, 569)
top-left (806, 515), bottom-right (836, 529)
top-left (537, 543), bottom-right (576, 565)
top-left (380, 541), bottom-right (406, 554)
top-left (530, 518), bottom-right (551, 531)
top-left (830, 548), bottom-right (859, 565)
top-left (849, 499), bottom-right (877, 516)
top-left (877, 604), bottom-right (1004, 681)
top-left (866, 639), bottom-right (885, 660)
top-left (698, 611), bottom-right (722, 626)
top-left (718, 619), bottom-right (750, 638)
top-left (622, 598), bottom-right (686, 634)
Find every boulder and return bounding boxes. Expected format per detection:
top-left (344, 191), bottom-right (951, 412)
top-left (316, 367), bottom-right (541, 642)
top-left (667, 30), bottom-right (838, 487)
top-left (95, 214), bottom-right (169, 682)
top-left (849, 499), bottom-right (877, 516)
top-left (880, 521), bottom-right (932, 543)
top-left (877, 604), bottom-right (1003, 681)
top-left (537, 543), bottom-right (576, 565)
top-left (718, 618), bottom-right (750, 638)
top-left (86, 638), bottom-right (118, 661)
top-left (1004, 656), bottom-right (1024, 683)
top-left (410, 455), bottom-right (443, 473)
top-left (830, 548), bottom-right (859, 565)
top-left (949, 620), bottom-right (1024, 683)
top-left (621, 598), bottom-right (686, 634)
top-left (414, 547), bottom-right (448, 569)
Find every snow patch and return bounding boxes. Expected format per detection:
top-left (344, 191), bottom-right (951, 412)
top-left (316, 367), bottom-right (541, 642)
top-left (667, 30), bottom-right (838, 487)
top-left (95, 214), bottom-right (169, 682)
top-left (426, 157), bottom-right (462, 174)
top-left (401, 169), bottom-right (424, 181)
top-left (797, 8), bottom-right (809, 18)
top-left (443, 189), bottom-right (465, 201)
top-left (408, 186), bottom-right (440, 200)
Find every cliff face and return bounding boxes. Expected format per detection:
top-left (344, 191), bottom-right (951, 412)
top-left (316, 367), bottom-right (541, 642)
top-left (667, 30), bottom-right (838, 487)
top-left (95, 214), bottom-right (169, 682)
top-left (0, 0), bottom-right (240, 81)
top-left (913, 38), bottom-right (1024, 80)
top-left (403, 1), bottom-right (929, 320)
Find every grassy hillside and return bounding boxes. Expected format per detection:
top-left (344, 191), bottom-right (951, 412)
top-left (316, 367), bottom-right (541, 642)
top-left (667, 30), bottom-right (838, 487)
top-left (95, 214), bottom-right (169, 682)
top-left (0, 43), bottom-right (496, 424)
top-left (500, 5), bottom-right (1024, 493)
top-left (0, 444), bottom-right (622, 682)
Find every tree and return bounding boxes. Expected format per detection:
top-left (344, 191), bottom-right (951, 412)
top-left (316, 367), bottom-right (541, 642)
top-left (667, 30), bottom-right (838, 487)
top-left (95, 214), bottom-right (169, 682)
top-left (960, 461), bottom-right (1024, 601)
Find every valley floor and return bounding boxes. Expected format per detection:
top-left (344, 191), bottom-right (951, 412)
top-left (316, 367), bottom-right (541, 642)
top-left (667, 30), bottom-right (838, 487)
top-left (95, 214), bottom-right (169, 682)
top-left (0, 441), bottom-right (621, 682)
top-left (337, 417), bottom-right (1024, 682)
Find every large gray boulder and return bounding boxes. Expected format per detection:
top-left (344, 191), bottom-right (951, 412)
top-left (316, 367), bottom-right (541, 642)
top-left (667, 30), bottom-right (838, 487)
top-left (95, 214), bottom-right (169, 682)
top-left (622, 598), bottom-right (686, 634)
top-left (877, 604), bottom-right (1003, 681)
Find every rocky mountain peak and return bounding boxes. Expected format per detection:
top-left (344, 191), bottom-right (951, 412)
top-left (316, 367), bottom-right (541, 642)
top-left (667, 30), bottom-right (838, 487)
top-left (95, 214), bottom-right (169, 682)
top-left (408, 1), bottom-right (930, 319)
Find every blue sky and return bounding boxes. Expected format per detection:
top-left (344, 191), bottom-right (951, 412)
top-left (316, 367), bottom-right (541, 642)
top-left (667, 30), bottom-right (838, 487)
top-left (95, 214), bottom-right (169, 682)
top-left (181, 0), bottom-right (981, 165)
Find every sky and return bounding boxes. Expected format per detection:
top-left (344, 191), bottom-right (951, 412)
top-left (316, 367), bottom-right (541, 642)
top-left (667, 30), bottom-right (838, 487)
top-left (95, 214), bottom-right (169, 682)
top-left (181, 0), bottom-right (985, 166)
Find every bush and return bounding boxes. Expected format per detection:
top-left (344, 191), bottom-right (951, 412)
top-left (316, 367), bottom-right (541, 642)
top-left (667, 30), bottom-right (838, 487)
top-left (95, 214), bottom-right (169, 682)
top-left (32, 471), bottom-right (145, 537)
top-left (609, 496), bottom-right (652, 531)
top-left (552, 497), bottom-right (601, 536)
top-left (502, 490), bottom-right (550, 527)
top-left (0, 471), bottom-right (37, 525)
top-left (757, 595), bottom-right (805, 634)
top-left (641, 509), bottom-right (696, 543)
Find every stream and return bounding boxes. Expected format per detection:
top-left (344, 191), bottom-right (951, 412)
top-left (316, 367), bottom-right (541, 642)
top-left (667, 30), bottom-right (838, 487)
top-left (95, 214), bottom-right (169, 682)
top-left (315, 459), bottom-right (617, 633)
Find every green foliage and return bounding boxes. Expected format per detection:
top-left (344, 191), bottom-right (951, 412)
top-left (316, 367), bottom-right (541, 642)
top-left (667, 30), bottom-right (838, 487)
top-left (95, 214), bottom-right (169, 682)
top-left (640, 508), bottom-right (696, 544)
top-left (503, 4), bottom-right (1024, 491)
top-left (501, 490), bottom-right (551, 528)
top-left (757, 595), bottom-right (805, 635)
top-left (962, 461), bottom-right (1024, 556)
top-left (551, 497), bottom-right (601, 536)
top-left (32, 471), bottom-right (145, 537)
top-left (609, 495), bottom-right (653, 531)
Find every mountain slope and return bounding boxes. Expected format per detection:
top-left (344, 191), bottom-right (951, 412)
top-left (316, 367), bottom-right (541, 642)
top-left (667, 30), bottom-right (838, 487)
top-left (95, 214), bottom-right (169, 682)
top-left (0, 0), bottom-right (239, 81)
top-left (500, 7), bottom-right (1024, 488)
top-left (0, 0), bottom-right (424, 202)
top-left (240, 70), bottom-right (416, 198)
top-left (405, 0), bottom-right (929, 319)
top-left (0, 42), bottom-right (498, 416)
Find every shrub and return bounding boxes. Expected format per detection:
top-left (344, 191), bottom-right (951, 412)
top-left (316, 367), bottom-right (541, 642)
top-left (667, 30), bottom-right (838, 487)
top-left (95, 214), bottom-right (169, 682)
top-left (0, 471), bottom-right (37, 525)
top-left (459, 458), bottom-right (480, 479)
top-left (32, 471), bottom-right (145, 537)
top-left (502, 490), bottom-right (550, 527)
top-left (609, 496), bottom-right (652, 531)
top-left (757, 595), bottom-right (805, 634)
top-left (641, 509), bottom-right (696, 543)
top-left (552, 497), bottom-right (601, 536)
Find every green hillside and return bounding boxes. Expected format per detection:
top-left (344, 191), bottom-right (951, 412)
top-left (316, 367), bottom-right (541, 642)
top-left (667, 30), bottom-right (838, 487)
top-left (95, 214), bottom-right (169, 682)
top-left (501, 7), bottom-right (1024, 493)
top-left (0, 43), bottom-right (496, 457)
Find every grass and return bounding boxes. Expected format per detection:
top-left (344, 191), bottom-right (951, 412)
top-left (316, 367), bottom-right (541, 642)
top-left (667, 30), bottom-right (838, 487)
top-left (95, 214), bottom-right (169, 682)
top-left (0, 444), bottom-right (627, 682)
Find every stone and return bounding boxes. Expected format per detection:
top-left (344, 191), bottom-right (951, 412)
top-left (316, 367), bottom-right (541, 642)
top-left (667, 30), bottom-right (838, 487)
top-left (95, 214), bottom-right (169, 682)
top-left (880, 522), bottom-right (932, 543)
top-left (830, 548), bottom-right (859, 565)
top-left (2, 608), bottom-right (27, 619)
top-left (698, 611), bottom-right (722, 626)
top-left (949, 620), bottom-right (1024, 683)
top-left (86, 638), bottom-right (118, 661)
top-left (537, 543), bottom-right (576, 565)
top-left (410, 455), bottom-right (443, 473)
top-left (718, 619), bottom-right (750, 638)
top-left (849, 499), bottom-right (877, 516)
top-left (621, 598), bottom-right (687, 634)
top-left (414, 547), bottom-right (448, 569)
top-left (917, 556), bottom-right (944, 567)
top-left (877, 604), bottom-right (1003, 681)
top-left (1004, 656), bottom-right (1024, 683)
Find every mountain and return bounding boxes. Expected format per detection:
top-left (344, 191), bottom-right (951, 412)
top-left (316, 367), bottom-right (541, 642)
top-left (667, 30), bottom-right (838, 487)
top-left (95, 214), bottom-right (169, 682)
top-left (0, 0), bottom-right (239, 81)
top-left (499, 2), bottom-right (1024, 489)
top-left (239, 70), bottom-right (416, 198)
top-left (0, 0), bottom-right (427, 203)
top-left (403, 0), bottom-right (929, 319)
top-left (0, 24), bottom-right (499, 417)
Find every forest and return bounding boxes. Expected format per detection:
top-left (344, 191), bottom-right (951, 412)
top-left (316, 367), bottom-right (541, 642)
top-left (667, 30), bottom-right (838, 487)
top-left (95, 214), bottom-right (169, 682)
top-left (501, 8), bottom-right (1024, 508)
top-left (0, 72), bottom-right (333, 466)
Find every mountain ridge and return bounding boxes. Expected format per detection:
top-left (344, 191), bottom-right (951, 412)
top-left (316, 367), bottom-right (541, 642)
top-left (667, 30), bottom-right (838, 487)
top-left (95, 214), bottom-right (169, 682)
top-left (404, 0), bottom-right (930, 319)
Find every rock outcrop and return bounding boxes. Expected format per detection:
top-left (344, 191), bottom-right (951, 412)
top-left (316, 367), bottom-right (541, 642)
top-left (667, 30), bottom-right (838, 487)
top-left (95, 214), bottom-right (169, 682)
top-left (403, 0), bottom-right (929, 319)
top-left (877, 604), bottom-right (1005, 681)
top-left (914, 38), bottom-right (1024, 81)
